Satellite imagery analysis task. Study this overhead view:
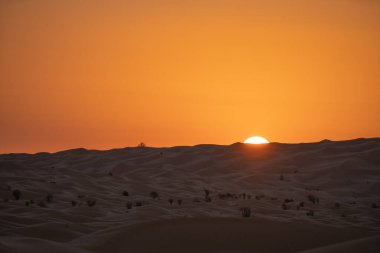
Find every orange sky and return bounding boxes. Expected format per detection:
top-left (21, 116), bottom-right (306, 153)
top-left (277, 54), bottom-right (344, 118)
top-left (1, 0), bottom-right (379, 153)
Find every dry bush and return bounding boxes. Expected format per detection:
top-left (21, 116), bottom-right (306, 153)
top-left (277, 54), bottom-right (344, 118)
top-left (12, 189), bottom-right (21, 200)
top-left (241, 207), bottom-right (251, 217)
top-left (150, 191), bottom-right (159, 199)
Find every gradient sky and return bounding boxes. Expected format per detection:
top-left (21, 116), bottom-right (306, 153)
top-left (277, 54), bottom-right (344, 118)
top-left (1, 0), bottom-right (379, 153)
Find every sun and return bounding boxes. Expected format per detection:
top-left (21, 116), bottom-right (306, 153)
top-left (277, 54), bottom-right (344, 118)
top-left (244, 136), bottom-right (269, 144)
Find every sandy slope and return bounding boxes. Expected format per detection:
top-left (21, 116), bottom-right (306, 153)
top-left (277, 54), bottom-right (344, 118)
top-left (0, 138), bottom-right (380, 252)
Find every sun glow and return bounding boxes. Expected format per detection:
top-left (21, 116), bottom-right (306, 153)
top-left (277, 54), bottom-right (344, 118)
top-left (244, 136), bottom-right (269, 144)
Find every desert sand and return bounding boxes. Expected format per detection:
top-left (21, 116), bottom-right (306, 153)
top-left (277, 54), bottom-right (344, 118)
top-left (1, 138), bottom-right (379, 252)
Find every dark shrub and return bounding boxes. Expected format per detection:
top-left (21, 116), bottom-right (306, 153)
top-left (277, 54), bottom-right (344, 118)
top-left (12, 189), bottom-right (21, 200)
top-left (307, 195), bottom-right (316, 204)
top-left (284, 198), bottom-right (294, 203)
top-left (282, 203), bottom-right (288, 210)
top-left (25, 201), bottom-right (30, 206)
top-left (150, 191), bottom-right (159, 199)
top-left (241, 207), bottom-right (251, 217)
top-left (280, 175), bottom-right (284, 181)
top-left (205, 196), bottom-right (212, 202)
top-left (46, 194), bottom-right (53, 203)
top-left (138, 142), bottom-right (146, 147)
top-left (135, 201), bottom-right (143, 207)
top-left (71, 200), bottom-right (77, 206)
top-left (306, 210), bottom-right (314, 216)
top-left (300, 201), bottom-right (304, 207)
top-left (38, 201), bottom-right (46, 207)
top-left (122, 191), bottom-right (129, 196)
top-left (335, 202), bottom-right (340, 209)
top-left (126, 201), bottom-right (133, 209)
top-left (372, 203), bottom-right (378, 208)
top-left (87, 200), bottom-right (96, 207)
top-left (168, 199), bottom-right (174, 205)
top-left (177, 199), bottom-right (182, 205)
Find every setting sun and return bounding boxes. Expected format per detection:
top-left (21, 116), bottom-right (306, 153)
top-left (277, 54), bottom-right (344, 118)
top-left (244, 136), bottom-right (269, 144)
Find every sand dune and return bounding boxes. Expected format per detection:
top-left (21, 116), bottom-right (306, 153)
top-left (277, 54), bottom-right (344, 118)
top-left (1, 138), bottom-right (380, 252)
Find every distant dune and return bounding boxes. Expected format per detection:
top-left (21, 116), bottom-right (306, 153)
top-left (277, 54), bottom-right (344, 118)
top-left (1, 138), bottom-right (380, 252)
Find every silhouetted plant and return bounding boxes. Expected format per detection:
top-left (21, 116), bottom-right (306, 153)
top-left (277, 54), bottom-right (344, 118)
top-left (38, 201), bottom-right (46, 207)
top-left (204, 188), bottom-right (210, 197)
top-left (12, 189), bottom-right (21, 200)
top-left (46, 194), bottom-right (53, 203)
top-left (126, 201), bottom-right (133, 209)
top-left (241, 207), bottom-right (251, 217)
top-left (284, 198), bottom-right (294, 203)
top-left (205, 196), bottom-right (212, 202)
top-left (138, 142), bottom-right (146, 147)
top-left (87, 200), bottom-right (96, 207)
top-left (150, 191), bottom-right (159, 199)
top-left (168, 199), bottom-right (174, 205)
top-left (300, 201), bottom-right (304, 207)
top-left (122, 191), bottom-right (129, 196)
top-left (306, 210), bottom-right (314, 216)
top-left (307, 195), bottom-right (317, 204)
top-left (282, 203), bottom-right (288, 210)
top-left (71, 200), bottom-right (77, 206)
top-left (177, 199), bottom-right (182, 205)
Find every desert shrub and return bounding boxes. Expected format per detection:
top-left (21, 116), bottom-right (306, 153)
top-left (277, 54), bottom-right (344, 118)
top-left (126, 201), bottom-right (133, 209)
top-left (137, 142), bottom-right (146, 147)
top-left (241, 207), bottom-right (251, 217)
top-left (12, 189), bottom-right (21, 200)
top-left (284, 198), bottom-right (294, 203)
top-left (299, 201), bottom-right (304, 207)
top-left (87, 200), bottom-right (96, 207)
top-left (150, 191), bottom-right (159, 199)
top-left (205, 196), bottom-right (212, 202)
top-left (122, 191), bottom-right (129, 196)
top-left (307, 195), bottom-right (317, 204)
top-left (177, 199), bottom-right (182, 205)
top-left (38, 201), bottom-right (46, 207)
top-left (46, 194), bottom-right (53, 203)
top-left (168, 199), bottom-right (174, 205)
top-left (282, 203), bottom-right (288, 210)
top-left (71, 200), bottom-right (77, 206)
top-left (204, 188), bottom-right (210, 197)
